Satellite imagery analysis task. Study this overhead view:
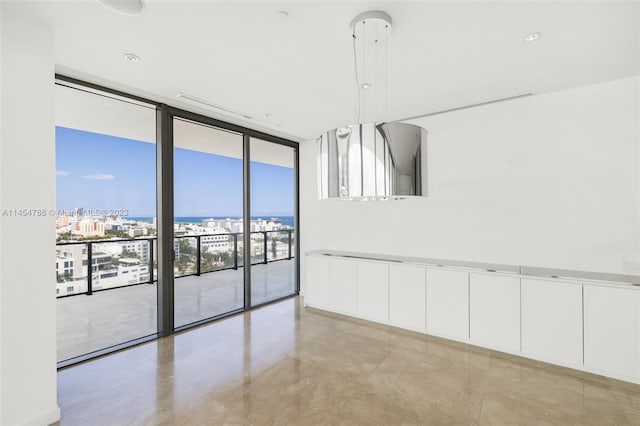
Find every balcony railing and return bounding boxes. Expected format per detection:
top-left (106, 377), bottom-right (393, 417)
top-left (55, 230), bottom-right (295, 298)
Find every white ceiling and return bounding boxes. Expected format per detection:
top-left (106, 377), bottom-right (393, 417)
top-left (7, 0), bottom-right (640, 142)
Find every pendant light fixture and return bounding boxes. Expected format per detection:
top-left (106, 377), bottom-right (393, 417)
top-left (317, 10), bottom-right (427, 201)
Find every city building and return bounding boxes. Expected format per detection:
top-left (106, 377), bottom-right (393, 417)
top-left (1, 2), bottom-right (639, 426)
top-left (193, 226), bottom-right (231, 252)
top-left (119, 240), bottom-right (150, 261)
top-left (74, 219), bottom-right (105, 238)
top-left (56, 244), bottom-right (86, 282)
top-left (55, 215), bottom-right (69, 229)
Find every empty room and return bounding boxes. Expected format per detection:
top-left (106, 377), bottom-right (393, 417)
top-left (0, 1), bottom-right (639, 425)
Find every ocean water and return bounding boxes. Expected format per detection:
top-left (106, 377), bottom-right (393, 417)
top-left (128, 216), bottom-right (295, 228)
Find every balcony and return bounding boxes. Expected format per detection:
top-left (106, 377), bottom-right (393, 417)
top-left (56, 231), bottom-right (296, 362)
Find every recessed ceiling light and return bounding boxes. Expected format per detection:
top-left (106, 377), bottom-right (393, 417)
top-left (523, 32), bottom-right (541, 42)
top-left (97, 0), bottom-right (144, 16)
top-left (265, 113), bottom-right (274, 118)
top-left (277, 11), bottom-right (289, 20)
top-left (123, 53), bottom-right (140, 62)
top-left (361, 83), bottom-right (372, 89)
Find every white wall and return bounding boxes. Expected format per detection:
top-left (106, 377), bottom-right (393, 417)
top-left (300, 76), bottom-right (640, 292)
top-left (0, 6), bottom-right (60, 426)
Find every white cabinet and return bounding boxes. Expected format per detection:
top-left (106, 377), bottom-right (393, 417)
top-left (584, 285), bottom-right (640, 381)
top-left (389, 264), bottom-right (426, 331)
top-left (357, 261), bottom-right (389, 323)
top-left (329, 258), bottom-right (358, 315)
top-left (305, 255), bottom-right (330, 308)
top-left (521, 278), bottom-right (582, 367)
top-left (470, 273), bottom-right (520, 352)
top-left (306, 252), bottom-right (640, 385)
top-left (426, 268), bottom-right (469, 341)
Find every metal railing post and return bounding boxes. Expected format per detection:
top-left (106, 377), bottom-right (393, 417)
top-left (288, 229), bottom-right (292, 260)
top-left (86, 242), bottom-right (93, 296)
top-left (263, 231), bottom-right (268, 264)
top-left (148, 238), bottom-right (154, 283)
top-left (196, 235), bottom-right (201, 276)
top-left (233, 233), bottom-right (238, 270)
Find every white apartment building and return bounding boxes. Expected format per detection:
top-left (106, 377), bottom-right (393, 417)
top-left (250, 218), bottom-right (285, 232)
top-left (56, 244), bottom-right (86, 282)
top-left (55, 243), bottom-right (153, 295)
top-left (193, 226), bottom-right (231, 253)
top-left (120, 240), bottom-right (150, 262)
top-left (92, 259), bottom-right (149, 290)
top-left (55, 258), bottom-right (73, 277)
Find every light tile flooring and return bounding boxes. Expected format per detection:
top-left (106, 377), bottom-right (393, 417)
top-left (57, 296), bottom-right (640, 425)
top-left (57, 260), bottom-right (296, 361)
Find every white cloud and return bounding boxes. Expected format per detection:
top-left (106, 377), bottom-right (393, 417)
top-left (80, 174), bottom-right (115, 181)
top-left (56, 170), bottom-right (69, 177)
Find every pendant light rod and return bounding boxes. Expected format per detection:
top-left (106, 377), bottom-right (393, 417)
top-left (351, 10), bottom-right (392, 125)
top-left (352, 28), bottom-right (361, 124)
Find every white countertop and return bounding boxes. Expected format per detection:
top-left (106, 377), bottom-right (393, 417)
top-left (306, 249), bottom-right (640, 287)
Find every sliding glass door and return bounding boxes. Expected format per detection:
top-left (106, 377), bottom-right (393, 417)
top-left (55, 76), bottom-right (299, 365)
top-left (250, 138), bottom-right (297, 306)
top-left (173, 118), bottom-right (245, 327)
top-left (55, 82), bottom-right (157, 363)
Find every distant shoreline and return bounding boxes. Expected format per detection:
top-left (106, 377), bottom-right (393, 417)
top-left (128, 216), bottom-right (295, 227)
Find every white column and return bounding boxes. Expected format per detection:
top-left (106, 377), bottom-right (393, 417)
top-left (0, 5), bottom-right (60, 426)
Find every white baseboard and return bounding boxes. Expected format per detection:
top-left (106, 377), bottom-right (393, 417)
top-left (14, 406), bottom-right (61, 426)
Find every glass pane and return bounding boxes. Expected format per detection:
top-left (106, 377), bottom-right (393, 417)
top-left (173, 118), bottom-right (244, 327)
top-left (55, 83), bottom-right (157, 362)
top-left (250, 138), bottom-right (296, 306)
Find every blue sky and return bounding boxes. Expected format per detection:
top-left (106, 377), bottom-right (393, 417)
top-left (56, 127), bottom-right (294, 217)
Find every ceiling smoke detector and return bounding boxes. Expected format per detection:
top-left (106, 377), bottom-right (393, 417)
top-left (523, 32), bottom-right (541, 42)
top-left (123, 53), bottom-right (140, 62)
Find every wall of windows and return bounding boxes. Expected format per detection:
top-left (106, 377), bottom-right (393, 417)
top-left (54, 77), bottom-right (299, 365)
top-left (173, 118), bottom-right (245, 327)
top-left (55, 82), bottom-right (158, 363)
top-left (250, 138), bottom-right (297, 306)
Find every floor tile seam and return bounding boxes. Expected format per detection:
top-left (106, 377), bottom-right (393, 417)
top-left (366, 347), bottom-right (397, 379)
top-left (380, 342), bottom-right (493, 382)
top-left (285, 351), bottom-right (380, 392)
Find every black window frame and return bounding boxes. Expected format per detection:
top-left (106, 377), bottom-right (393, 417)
top-left (55, 74), bottom-right (300, 368)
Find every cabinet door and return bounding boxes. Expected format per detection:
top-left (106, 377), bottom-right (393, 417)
top-left (584, 285), bottom-right (640, 380)
top-left (305, 255), bottom-right (331, 308)
top-left (389, 264), bottom-right (426, 331)
top-left (470, 273), bottom-right (520, 353)
top-left (521, 279), bottom-right (582, 367)
top-left (357, 261), bottom-right (389, 323)
top-left (329, 258), bottom-right (358, 315)
top-left (426, 268), bottom-right (469, 341)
